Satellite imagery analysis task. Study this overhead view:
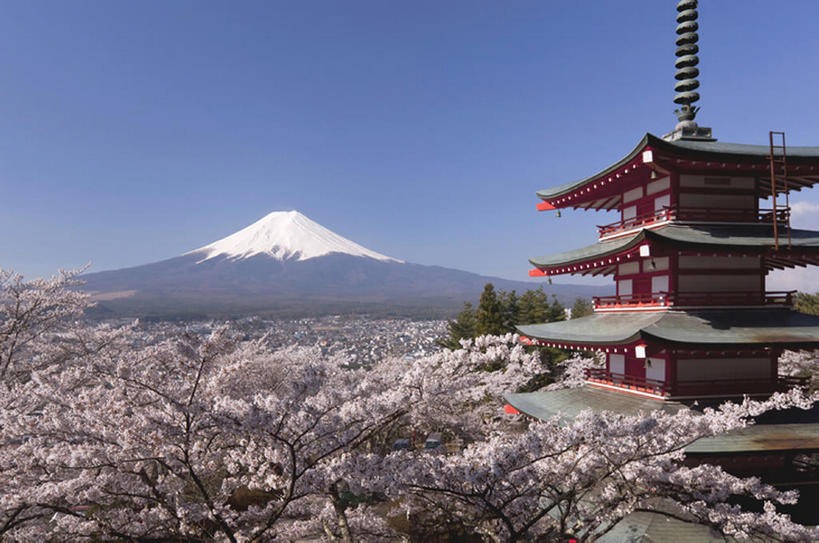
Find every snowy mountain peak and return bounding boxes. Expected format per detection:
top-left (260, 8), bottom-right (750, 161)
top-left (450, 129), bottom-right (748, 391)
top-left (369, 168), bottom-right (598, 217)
top-left (188, 210), bottom-right (402, 263)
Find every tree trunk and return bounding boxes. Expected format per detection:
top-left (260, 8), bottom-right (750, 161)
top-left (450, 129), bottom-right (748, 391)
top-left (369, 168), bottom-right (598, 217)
top-left (330, 482), bottom-right (354, 543)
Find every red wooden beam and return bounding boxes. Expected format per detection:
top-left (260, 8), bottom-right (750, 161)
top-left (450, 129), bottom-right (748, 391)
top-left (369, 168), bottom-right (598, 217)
top-left (536, 200), bottom-right (556, 211)
top-left (529, 268), bottom-right (547, 277)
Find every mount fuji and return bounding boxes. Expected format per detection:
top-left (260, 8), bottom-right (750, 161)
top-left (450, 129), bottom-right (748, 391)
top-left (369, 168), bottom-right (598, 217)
top-left (81, 211), bottom-right (607, 319)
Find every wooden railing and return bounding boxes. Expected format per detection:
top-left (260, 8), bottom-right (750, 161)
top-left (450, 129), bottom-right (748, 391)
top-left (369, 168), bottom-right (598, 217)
top-left (597, 208), bottom-right (674, 237)
top-left (585, 369), bottom-right (810, 398)
top-left (597, 206), bottom-right (790, 238)
top-left (593, 290), bottom-right (795, 309)
top-left (585, 368), bottom-right (669, 395)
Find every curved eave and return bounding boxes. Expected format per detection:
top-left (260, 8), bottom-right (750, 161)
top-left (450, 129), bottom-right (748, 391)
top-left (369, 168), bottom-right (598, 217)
top-left (505, 389), bottom-right (819, 454)
top-left (529, 232), bottom-right (644, 271)
top-left (517, 309), bottom-right (819, 349)
top-left (517, 312), bottom-right (662, 346)
top-left (648, 133), bottom-right (819, 162)
top-left (645, 224), bottom-right (819, 250)
top-left (642, 309), bottom-right (819, 348)
top-left (529, 225), bottom-right (819, 276)
top-left (536, 133), bottom-right (819, 208)
top-left (536, 134), bottom-right (651, 202)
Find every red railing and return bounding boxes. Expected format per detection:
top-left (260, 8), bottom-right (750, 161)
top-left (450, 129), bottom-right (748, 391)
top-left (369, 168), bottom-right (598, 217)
top-left (593, 293), bottom-right (671, 309)
top-left (593, 290), bottom-right (795, 310)
top-left (597, 208), bottom-right (674, 237)
top-left (585, 368), bottom-right (669, 396)
top-left (597, 206), bottom-right (790, 238)
top-left (585, 369), bottom-right (809, 398)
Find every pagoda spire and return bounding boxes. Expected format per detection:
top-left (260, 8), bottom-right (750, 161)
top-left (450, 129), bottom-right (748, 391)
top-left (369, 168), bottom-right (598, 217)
top-left (674, 0), bottom-right (700, 125)
top-left (664, 0), bottom-right (714, 141)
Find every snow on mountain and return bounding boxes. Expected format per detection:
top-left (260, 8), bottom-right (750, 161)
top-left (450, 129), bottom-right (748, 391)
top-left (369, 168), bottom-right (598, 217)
top-left (188, 210), bottom-right (402, 263)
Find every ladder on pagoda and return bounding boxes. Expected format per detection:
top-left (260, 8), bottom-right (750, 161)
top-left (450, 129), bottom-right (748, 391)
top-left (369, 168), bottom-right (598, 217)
top-left (768, 131), bottom-right (792, 251)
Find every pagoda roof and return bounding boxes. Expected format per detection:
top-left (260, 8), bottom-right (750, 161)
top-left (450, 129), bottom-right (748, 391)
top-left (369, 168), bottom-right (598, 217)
top-left (505, 387), bottom-right (819, 454)
top-left (517, 309), bottom-right (819, 348)
top-left (598, 511), bottom-right (745, 543)
top-left (505, 386), bottom-right (685, 421)
top-left (529, 224), bottom-right (819, 275)
top-left (685, 423), bottom-right (819, 455)
top-left (536, 133), bottom-right (819, 208)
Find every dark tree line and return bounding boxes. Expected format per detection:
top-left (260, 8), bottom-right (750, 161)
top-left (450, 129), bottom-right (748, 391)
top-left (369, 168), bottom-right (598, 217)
top-left (439, 283), bottom-right (593, 350)
top-left (795, 292), bottom-right (819, 316)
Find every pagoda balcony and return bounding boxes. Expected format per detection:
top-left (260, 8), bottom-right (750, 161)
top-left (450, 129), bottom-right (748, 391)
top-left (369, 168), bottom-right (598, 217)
top-left (585, 368), bottom-right (809, 399)
top-left (597, 206), bottom-right (790, 239)
top-left (593, 290), bottom-right (795, 310)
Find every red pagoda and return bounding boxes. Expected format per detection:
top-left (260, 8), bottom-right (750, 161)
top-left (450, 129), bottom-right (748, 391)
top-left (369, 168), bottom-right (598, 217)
top-left (511, 0), bottom-right (819, 403)
top-left (505, 3), bottom-right (819, 526)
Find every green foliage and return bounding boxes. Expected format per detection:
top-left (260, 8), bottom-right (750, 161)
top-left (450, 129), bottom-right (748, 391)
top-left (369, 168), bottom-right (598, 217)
top-left (794, 292), bottom-right (819, 316)
top-left (438, 284), bottom-right (571, 392)
top-left (570, 297), bottom-right (593, 319)
top-left (517, 288), bottom-right (566, 325)
top-left (475, 284), bottom-right (505, 336)
top-left (499, 289), bottom-right (519, 332)
top-left (438, 303), bottom-right (477, 350)
top-left (440, 284), bottom-right (566, 348)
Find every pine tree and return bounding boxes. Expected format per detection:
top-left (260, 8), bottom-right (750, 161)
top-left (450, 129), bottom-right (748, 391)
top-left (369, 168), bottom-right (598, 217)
top-left (438, 303), bottom-right (477, 350)
top-left (500, 289), bottom-right (519, 333)
top-left (570, 297), bottom-right (593, 319)
top-left (547, 295), bottom-right (567, 322)
top-left (475, 283), bottom-right (505, 336)
top-left (517, 287), bottom-right (548, 325)
top-left (794, 292), bottom-right (819, 315)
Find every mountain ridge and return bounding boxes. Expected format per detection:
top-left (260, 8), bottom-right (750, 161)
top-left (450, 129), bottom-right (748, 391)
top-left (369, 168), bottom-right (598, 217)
top-left (81, 211), bottom-right (610, 319)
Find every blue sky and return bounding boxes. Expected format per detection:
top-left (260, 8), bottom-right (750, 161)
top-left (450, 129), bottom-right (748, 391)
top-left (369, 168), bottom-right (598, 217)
top-left (2, 1), bottom-right (818, 291)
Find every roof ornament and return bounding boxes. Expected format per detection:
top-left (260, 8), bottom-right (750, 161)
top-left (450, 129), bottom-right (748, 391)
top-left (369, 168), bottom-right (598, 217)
top-left (664, 0), bottom-right (715, 141)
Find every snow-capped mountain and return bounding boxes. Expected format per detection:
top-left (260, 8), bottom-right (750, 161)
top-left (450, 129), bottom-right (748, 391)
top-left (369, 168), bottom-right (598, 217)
top-left (80, 210), bottom-right (608, 319)
top-left (189, 210), bottom-right (402, 263)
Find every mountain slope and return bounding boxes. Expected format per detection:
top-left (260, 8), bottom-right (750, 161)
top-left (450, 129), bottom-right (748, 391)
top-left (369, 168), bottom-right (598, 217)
top-left (81, 211), bottom-right (609, 319)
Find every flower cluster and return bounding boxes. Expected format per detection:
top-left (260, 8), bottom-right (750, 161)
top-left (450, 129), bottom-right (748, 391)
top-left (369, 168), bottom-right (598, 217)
top-left (1, 269), bottom-right (816, 542)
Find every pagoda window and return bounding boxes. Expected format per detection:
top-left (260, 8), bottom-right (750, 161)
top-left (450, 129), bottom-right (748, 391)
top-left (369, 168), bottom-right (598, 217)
top-left (623, 205), bottom-right (637, 221)
top-left (643, 256), bottom-right (669, 272)
top-left (645, 357), bottom-right (666, 383)
top-left (654, 193), bottom-right (670, 211)
top-left (608, 353), bottom-right (625, 375)
top-left (623, 186), bottom-right (643, 203)
top-left (651, 275), bottom-right (669, 292)
top-left (617, 279), bottom-right (632, 297)
top-left (618, 262), bottom-right (640, 275)
top-left (646, 177), bottom-right (671, 195)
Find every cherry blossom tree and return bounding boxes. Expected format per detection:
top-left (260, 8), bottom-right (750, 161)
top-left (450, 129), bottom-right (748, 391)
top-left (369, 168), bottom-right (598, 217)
top-left (0, 273), bottom-right (542, 541)
top-left (0, 268), bottom-right (89, 383)
top-left (379, 389), bottom-right (816, 542)
top-left (1, 269), bottom-right (817, 542)
top-left (779, 349), bottom-right (819, 391)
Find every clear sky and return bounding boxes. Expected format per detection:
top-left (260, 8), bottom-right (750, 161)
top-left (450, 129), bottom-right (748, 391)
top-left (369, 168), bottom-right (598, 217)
top-left (2, 1), bottom-right (818, 291)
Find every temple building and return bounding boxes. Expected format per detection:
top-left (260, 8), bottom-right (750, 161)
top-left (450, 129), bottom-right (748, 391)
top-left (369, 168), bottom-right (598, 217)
top-left (505, 0), bottom-right (819, 530)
